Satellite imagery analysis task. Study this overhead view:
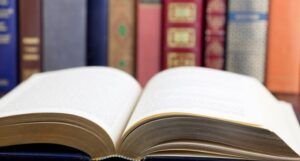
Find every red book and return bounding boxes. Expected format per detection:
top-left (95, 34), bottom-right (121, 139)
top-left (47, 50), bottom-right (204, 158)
top-left (204, 0), bottom-right (227, 69)
top-left (137, 0), bottom-right (162, 86)
top-left (162, 0), bottom-right (204, 69)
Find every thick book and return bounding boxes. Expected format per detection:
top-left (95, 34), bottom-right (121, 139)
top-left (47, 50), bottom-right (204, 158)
top-left (203, 0), bottom-right (227, 69)
top-left (87, 0), bottom-right (108, 66)
top-left (266, 0), bottom-right (300, 94)
top-left (19, 0), bottom-right (42, 81)
top-left (108, 0), bottom-right (136, 75)
top-left (42, 0), bottom-right (86, 71)
top-left (0, 67), bottom-right (299, 161)
top-left (137, 0), bottom-right (162, 87)
top-left (162, 0), bottom-right (204, 69)
top-left (0, 0), bottom-right (18, 93)
top-left (226, 0), bottom-right (269, 82)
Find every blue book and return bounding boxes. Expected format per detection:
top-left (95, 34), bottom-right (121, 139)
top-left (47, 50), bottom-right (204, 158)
top-left (87, 0), bottom-right (108, 66)
top-left (0, 0), bottom-right (18, 93)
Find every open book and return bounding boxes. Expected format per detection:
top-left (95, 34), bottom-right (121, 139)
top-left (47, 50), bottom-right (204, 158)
top-left (0, 67), bottom-right (299, 161)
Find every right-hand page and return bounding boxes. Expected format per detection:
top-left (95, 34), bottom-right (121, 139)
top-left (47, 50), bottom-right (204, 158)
top-left (125, 67), bottom-right (300, 155)
top-left (127, 67), bottom-right (270, 129)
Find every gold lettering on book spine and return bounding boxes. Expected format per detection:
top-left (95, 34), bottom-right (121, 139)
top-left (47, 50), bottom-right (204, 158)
top-left (168, 28), bottom-right (196, 48)
top-left (22, 37), bottom-right (40, 45)
top-left (168, 3), bottom-right (197, 23)
top-left (167, 52), bottom-right (196, 68)
top-left (0, 79), bottom-right (9, 86)
top-left (22, 54), bottom-right (40, 61)
top-left (0, 34), bottom-right (10, 44)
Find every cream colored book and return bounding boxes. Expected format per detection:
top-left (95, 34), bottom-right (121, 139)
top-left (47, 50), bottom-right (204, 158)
top-left (0, 67), bottom-right (299, 161)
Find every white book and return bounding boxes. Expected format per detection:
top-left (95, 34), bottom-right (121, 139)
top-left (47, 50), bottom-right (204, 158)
top-left (0, 67), bottom-right (299, 161)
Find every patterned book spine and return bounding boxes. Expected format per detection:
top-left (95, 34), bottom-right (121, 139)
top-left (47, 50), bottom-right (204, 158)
top-left (266, 0), bottom-right (300, 94)
top-left (226, 0), bottom-right (269, 82)
top-left (87, 0), bottom-right (108, 66)
top-left (108, 0), bottom-right (136, 75)
top-left (162, 0), bottom-right (204, 69)
top-left (0, 0), bottom-right (18, 93)
top-left (19, 0), bottom-right (42, 81)
top-left (204, 0), bottom-right (227, 69)
top-left (43, 0), bottom-right (86, 71)
top-left (137, 0), bottom-right (162, 86)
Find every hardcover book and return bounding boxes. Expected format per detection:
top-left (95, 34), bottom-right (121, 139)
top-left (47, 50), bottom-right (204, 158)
top-left (108, 0), bottom-right (136, 75)
top-left (266, 0), bottom-right (300, 94)
top-left (203, 0), bottom-right (227, 69)
top-left (162, 0), bottom-right (204, 69)
top-left (43, 0), bottom-right (86, 71)
top-left (19, 0), bottom-right (42, 81)
top-left (0, 67), bottom-right (299, 161)
top-left (226, 0), bottom-right (269, 82)
top-left (0, 0), bottom-right (18, 93)
top-left (137, 0), bottom-right (162, 86)
top-left (87, 0), bottom-right (108, 66)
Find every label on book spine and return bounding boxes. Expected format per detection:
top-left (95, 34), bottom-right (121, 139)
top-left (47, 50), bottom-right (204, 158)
top-left (162, 0), bottom-right (204, 69)
top-left (204, 0), bottom-right (227, 69)
top-left (0, 0), bottom-right (18, 93)
top-left (19, 0), bottom-right (42, 81)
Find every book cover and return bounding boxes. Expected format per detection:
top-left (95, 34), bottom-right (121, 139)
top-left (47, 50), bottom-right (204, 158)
top-left (87, 0), bottom-right (108, 66)
top-left (226, 0), bottom-right (269, 82)
top-left (203, 0), bottom-right (227, 69)
top-left (108, 0), bottom-right (136, 75)
top-left (43, 0), bottom-right (86, 71)
top-left (162, 0), bottom-right (204, 69)
top-left (137, 0), bottom-right (162, 86)
top-left (0, 0), bottom-right (18, 93)
top-left (19, 0), bottom-right (42, 81)
top-left (266, 0), bottom-right (300, 94)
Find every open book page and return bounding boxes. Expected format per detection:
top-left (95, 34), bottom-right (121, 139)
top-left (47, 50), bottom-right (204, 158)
top-left (0, 67), bottom-right (141, 145)
top-left (125, 67), bottom-right (278, 133)
top-left (262, 101), bottom-right (300, 155)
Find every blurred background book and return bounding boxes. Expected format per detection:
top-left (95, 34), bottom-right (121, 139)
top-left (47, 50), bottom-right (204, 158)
top-left (0, 0), bottom-right (300, 160)
top-left (0, 0), bottom-right (300, 104)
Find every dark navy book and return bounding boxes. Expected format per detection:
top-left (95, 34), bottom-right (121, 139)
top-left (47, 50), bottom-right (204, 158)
top-left (0, 144), bottom-right (246, 161)
top-left (87, 0), bottom-right (108, 66)
top-left (0, 0), bottom-right (18, 93)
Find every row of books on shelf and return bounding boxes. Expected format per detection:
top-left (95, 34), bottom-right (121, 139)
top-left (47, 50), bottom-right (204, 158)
top-left (0, 0), bottom-right (299, 94)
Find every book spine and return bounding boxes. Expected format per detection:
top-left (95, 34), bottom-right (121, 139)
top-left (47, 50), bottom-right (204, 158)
top-left (162, 0), bottom-right (204, 69)
top-left (43, 0), bottom-right (86, 71)
top-left (87, 0), bottom-right (108, 66)
top-left (266, 0), bottom-right (300, 94)
top-left (226, 0), bottom-right (269, 82)
top-left (0, 0), bottom-right (18, 93)
top-left (108, 0), bottom-right (136, 75)
top-left (137, 0), bottom-right (162, 86)
top-left (19, 0), bottom-right (42, 81)
top-left (204, 0), bottom-right (227, 69)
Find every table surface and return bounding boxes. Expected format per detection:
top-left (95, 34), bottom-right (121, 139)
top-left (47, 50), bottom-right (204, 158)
top-left (275, 93), bottom-right (300, 120)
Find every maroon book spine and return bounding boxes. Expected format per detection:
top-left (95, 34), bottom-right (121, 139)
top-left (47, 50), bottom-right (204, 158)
top-left (203, 0), bottom-right (227, 69)
top-left (162, 0), bottom-right (204, 69)
top-left (19, 0), bottom-right (42, 81)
